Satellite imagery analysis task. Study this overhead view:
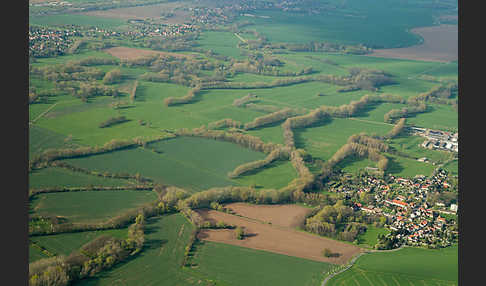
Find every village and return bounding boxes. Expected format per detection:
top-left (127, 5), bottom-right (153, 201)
top-left (327, 168), bottom-right (458, 249)
top-left (409, 126), bottom-right (458, 153)
top-left (29, 22), bottom-right (198, 58)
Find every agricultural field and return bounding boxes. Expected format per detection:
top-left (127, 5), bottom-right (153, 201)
top-left (77, 214), bottom-right (215, 286)
top-left (327, 245), bottom-right (458, 286)
top-left (62, 137), bottom-right (278, 191)
top-left (196, 209), bottom-right (363, 264)
top-left (189, 241), bottom-right (333, 286)
top-left (28, 0), bottom-right (458, 285)
top-left (30, 190), bottom-right (158, 223)
top-left (29, 167), bottom-right (134, 189)
top-left (29, 228), bottom-right (129, 262)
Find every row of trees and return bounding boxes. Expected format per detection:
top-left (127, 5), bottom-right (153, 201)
top-left (227, 147), bottom-right (290, 178)
top-left (29, 214), bottom-right (146, 286)
top-left (99, 116), bottom-right (129, 128)
top-left (175, 128), bottom-right (281, 154)
top-left (30, 135), bottom-right (172, 170)
top-left (384, 118), bottom-right (407, 139)
top-left (243, 108), bottom-right (304, 130)
top-left (207, 118), bottom-right (243, 130)
top-left (383, 102), bottom-right (427, 123)
top-left (29, 201), bottom-right (159, 236)
top-left (320, 135), bottom-right (390, 180)
top-left (305, 201), bottom-right (384, 242)
top-left (164, 86), bottom-right (201, 106)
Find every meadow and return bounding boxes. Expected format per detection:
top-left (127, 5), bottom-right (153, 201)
top-left (237, 0), bottom-right (436, 48)
top-left (62, 137), bottom-right (276, 191)
top-left (76, 214), bottom-right (216, 286)
top-left (30, 228), bottom-right (129, 262)
top-left (189, 241), bottom-right (333, 286)
top-left (30, 190), bottom-right (158, 223)
top-left (327, 245), bottom-right (458, 286)
top-left (29, 167), bottom-right (134, 189)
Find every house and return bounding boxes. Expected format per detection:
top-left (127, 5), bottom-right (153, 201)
top-left (450, 204), bottom-right (458, 212)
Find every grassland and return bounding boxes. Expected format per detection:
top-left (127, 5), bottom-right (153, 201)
top-left (356, 225), bottom-right (391, 248)
top-left (29, 244), bottom-right (48, 263)
top-left (238, 1), bottom-right (435, 48)
top-left (189, 241), bottom-right (333, 286)
top-left (30, 228), bottom-right (129, 261)
top-left (30, 190), bottom-right (158, 223)
top-left (29, 14), bottom-right (128, 29)
top-left (29, 125), bottom-right (71, 159)
top-left (327, 245), bottom-right (458, 286)
top-left (77, 214), bottom-right (215, 286)
top-left (385, 154), bottom-right (437, 177)
top-left (295, 117), bottom-right (393, 161)
top-left (62, 137), bottom-right (272, 191)
top-left (232, 160), bottom-right (299, 190)
top-left (197, 31), bottom-right (245, 59)
top-left (29, 167), bottom-right (133, 189)
top-left (443, 159), bottom-right (458, 176)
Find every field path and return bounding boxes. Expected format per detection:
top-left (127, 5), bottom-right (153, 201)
top-left (321, 252), bottom-right (366, 286)
top-left (30, 102), bottom-right (59, 124)
top-left (234, 33), bottom-right (247, 43)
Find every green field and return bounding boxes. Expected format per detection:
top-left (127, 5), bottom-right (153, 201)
top-left (357, 225), bottom-right (391, 248)
top-left (189, 241), bottom-right (334, 286)
top-left (62, 136), bottom-right (270, 191)
top-left (77, 214), bottom-right (214, 286)
top-left (233, 160), bottom-right (299, 190)
top-left (238, 0), bottom-right (436, 48)
top-left (327, 245), bottom-right (458, 286)
top-left (385, 154), bottom-right (437, 178)
top-left (29, 167), bottom-right (133, 189)
top-left (198, 31), bottom-right (245, 60)
top-left (29, 125), bottom-right (72, 159)
top-left (443, 159), bottom-right (458, 176)
top-left (295, 118), bottom-right (393, 161)
top-left (30, 190), bottom-right (158, 223)
top-left (29, 244), bottom-right (48, 263)
top-left (406, 104), bottom-right (458, 131)
top-left (30, 228), bottom-right (129, 262)
top-left (29, 14), bottom-right (128, 29)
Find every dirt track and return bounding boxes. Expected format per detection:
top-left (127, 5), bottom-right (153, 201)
top-left (225, 202), bottom-right (313, 228)
top-left (197, 209), bottom-right (363, 265)
top-left (367, 24), bottom-right (457, 63)
top-left (103, 46), bottom-right (192, 60)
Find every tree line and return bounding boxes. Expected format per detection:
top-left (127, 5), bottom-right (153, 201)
top-left (30, 135), bottom-right (174, 171)
top-left (29, 214), bottom-right (146, 286)
top-left (227, 147), bottom-right (291, 178)
top-left (243, 108), bottom-right (305, 130)
top-left (99, 116), bottom-right (129, 128)
top-left (305, 200), bottom-right (385, 242)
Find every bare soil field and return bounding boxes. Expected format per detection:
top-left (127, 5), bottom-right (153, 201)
top-left (367, 24), bottom-right (457, 63)
top-left (103, 46), bottom-right (192, 60)
top-left (82, 2), bottom-right (193, 24)
top-left (197, 209), bottom-right (363, 265)
top-left (224, 202), bottom-right (313, 228)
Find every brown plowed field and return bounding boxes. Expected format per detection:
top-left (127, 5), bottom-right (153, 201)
top-left (103, 46), bottom-right (192, 60)
top-left (224, 202), bottom-right (313, 228)
top-left (367, 24), bottom-right (457, 63)
top-left (197, 209), bottom-right (363, 265)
